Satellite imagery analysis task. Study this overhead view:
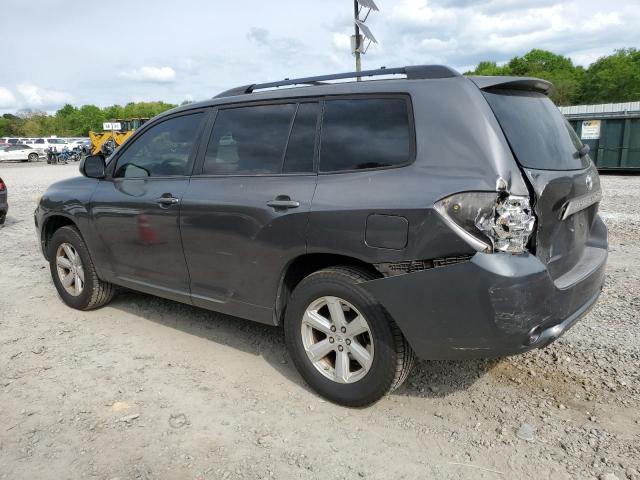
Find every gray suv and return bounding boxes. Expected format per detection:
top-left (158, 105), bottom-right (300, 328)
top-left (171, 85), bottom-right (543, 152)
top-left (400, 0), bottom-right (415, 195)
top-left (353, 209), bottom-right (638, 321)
top-left (34, 65), bottom-right (607, 406)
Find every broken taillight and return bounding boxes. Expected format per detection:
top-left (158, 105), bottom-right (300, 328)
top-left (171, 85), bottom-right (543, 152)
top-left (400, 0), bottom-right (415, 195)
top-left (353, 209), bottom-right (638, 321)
top-left (434, 191), bottom-right (536, 254)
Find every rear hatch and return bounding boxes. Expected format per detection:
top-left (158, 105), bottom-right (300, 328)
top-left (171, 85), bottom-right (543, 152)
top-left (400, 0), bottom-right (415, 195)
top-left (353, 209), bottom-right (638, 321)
top-left (479, 83), bottom-right (602, 281)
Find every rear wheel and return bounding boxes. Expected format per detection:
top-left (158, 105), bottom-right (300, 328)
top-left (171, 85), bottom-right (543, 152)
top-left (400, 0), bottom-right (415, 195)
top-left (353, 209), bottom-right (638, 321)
top-left (28, 152), bottom-right (38, 162)
top-left (284, 266), bottom-right (415, 407)
top-left (48, 225), bottom-right (115, 310)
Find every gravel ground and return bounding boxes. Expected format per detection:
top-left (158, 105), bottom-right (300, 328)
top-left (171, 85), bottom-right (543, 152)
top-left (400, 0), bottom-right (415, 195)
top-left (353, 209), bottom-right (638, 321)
top-left (0, 162), bottom-right (638, 480)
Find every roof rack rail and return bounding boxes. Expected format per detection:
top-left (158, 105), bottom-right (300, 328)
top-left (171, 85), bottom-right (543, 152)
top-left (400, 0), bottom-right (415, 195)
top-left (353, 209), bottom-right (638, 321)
top-left (214, 64), bottom-right (460, 98)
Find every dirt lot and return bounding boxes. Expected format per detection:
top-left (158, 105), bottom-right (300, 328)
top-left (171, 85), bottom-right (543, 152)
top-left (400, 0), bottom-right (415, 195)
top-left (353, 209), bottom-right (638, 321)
top-left (0, 162), bottom-right (638, 480)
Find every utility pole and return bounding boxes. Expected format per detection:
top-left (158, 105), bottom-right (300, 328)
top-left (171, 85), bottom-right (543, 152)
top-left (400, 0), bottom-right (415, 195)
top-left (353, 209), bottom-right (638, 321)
top-left (353, 0), bottom-right (362, 74)
top-left (351, 0), bottom-right (378, 76)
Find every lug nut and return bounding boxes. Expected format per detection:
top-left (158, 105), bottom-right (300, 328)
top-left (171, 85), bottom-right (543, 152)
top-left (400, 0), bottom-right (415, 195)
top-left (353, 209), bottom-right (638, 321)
top-left (338, 345), bottom-right (344, 352)
top-left (329, 337), bottom-right (335, 343)
top-left (345, 339), bottom-right (351, 345)
top-left (340, 327), bottom-right (346, 333)
top-left (330, 326), bottom-right (336, 332)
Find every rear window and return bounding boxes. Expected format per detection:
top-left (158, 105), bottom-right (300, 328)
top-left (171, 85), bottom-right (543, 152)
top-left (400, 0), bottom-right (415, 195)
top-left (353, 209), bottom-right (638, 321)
top-left (483, 89), bottom-right (589, 170)
top-left (320, 98), bottom-right (411, 172)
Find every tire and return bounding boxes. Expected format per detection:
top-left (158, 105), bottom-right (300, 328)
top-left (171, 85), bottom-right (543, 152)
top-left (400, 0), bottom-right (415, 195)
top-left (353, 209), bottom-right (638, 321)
top-left (48, 225), bottom-right (115, 310)
top-left (284, 266), bottom-right (415, 407)
top-left (0, 211), bottom-right (5, 225)
top-left (28, 153), bottom-right (38, 162)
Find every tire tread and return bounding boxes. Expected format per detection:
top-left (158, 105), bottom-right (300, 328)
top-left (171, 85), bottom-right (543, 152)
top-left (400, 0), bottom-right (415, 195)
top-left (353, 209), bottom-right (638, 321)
top-left (50, 226), bottom-right (115, 310)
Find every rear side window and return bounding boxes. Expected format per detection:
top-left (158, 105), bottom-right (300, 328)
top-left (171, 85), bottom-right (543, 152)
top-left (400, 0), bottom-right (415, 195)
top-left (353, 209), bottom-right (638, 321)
top-left (320, 98), bottom-right (411, 172)
top-left (203, 104), bottom-right (296, 175)
top-left (114, 113), bottom-right (203, 178)
top-left (483, 89), bottom-right (589, 170)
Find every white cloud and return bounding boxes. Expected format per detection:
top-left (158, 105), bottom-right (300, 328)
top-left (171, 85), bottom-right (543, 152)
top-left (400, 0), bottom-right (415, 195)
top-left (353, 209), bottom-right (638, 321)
top-left (332, 33), bottom-right (351, 50)
top-left (0, 87), bottom-right (17, 108)
top-left (17, 83), bottom-right (74, 108)
top-left (583, 12), bottom-right (621, 32)
top-left (1, 0), bottom-right (639, 111)
top-left (119, 66), bottom-right (177, 83)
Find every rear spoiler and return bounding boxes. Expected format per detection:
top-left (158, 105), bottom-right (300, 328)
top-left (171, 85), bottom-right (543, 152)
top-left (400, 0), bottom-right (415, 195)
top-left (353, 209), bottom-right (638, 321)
top-left (468, 76), bottom-right (552, 95)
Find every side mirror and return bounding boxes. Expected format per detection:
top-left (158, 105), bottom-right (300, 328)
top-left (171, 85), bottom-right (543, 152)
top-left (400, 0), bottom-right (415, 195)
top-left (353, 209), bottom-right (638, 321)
top-left (80, 155), bottom-right (106, 179)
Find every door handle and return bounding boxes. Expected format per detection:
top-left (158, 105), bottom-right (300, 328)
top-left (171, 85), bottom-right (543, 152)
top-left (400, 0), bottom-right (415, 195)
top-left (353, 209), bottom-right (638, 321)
top-left (156, 196), bottom-right (180, 206)
top-left (267, 197), bottom-right (300, 209)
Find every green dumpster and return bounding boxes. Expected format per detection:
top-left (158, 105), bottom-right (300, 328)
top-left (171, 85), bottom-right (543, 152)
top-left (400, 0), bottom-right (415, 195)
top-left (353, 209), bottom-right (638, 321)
top-left (561, 102), bottom-right (640, 170)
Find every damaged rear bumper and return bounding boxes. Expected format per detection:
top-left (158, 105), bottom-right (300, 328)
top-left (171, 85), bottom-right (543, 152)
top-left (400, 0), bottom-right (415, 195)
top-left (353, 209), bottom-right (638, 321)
top-left (363, 246), bottom-right (607, 360)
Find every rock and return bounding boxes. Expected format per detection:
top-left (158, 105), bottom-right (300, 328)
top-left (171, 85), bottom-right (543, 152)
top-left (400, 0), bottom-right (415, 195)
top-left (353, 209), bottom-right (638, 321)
top-left (169, 413), bottom-right (189, 429)
top-left (516, 423), bottom-right (536, 442)
top-left (600, 474), bottom-right (619, 480)
top-left (117, 413), bottom-right (140, 423)
top-left (32, 346), bottom-right (45, 355)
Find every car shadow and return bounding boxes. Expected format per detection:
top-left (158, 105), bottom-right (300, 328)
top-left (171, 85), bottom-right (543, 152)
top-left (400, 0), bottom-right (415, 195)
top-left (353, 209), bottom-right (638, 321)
top-left (108, 290), bottom-right (305, 387)
top-left (399, 358), bottom-right (501, 399)
top-left (108, 290), bottom-right (497, 401)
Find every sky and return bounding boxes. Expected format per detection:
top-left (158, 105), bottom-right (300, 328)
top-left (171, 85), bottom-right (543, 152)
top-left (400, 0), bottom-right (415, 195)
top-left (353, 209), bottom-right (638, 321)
top-left (1, 0), bottom-right (639, 113)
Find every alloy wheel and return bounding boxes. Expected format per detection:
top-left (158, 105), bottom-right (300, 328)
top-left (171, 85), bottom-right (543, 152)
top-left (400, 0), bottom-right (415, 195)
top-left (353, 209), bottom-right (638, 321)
top-left (56, 243), bottom-right (84, 296)
top-left (300, 296), bottom-right (374, 384)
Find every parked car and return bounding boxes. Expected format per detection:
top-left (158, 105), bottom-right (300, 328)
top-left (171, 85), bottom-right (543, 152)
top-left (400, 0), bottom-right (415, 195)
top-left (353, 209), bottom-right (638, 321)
top-left (64, 138), bottom-right (89, 150)
top-left (0, 176), bottom-right (6, 224)
top-left (35, 65), bottom-right (607, 406)
top-left (0, 144), bottom-right (41, 162)
top-left (31, 138), bottom-right (69, 155)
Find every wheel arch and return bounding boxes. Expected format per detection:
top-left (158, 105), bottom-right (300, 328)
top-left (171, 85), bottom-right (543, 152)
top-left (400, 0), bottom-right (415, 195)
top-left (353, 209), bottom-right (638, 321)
top-left (41, 214), bottom-right (78, 260)
top-left (273, 253), bottom-right (382, 326)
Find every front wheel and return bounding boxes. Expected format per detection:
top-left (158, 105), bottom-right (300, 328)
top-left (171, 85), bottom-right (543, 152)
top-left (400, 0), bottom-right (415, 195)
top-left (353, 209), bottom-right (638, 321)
top-left (48, 225), bottom-right (115, 310)
top-left (284, 266), bottom-right (415, 407)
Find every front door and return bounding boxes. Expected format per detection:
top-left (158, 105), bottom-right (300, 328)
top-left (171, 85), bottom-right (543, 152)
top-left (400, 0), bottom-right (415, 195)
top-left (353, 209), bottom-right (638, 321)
top-left (90, 111), bottom-right (207, 301)
top-left (180, 102), bottom-right (320, 323)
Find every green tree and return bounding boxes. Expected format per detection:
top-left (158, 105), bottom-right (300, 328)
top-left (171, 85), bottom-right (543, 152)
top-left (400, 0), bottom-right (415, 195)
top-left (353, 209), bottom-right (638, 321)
top-left (581, 48), bottom-right (640, 103)
top-left (465, 61), bottom-right (511, 76)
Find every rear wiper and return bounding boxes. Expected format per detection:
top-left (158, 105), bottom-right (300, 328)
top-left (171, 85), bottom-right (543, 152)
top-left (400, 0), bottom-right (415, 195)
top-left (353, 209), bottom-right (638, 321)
top-left (574, 144), bottom-right (590, 158)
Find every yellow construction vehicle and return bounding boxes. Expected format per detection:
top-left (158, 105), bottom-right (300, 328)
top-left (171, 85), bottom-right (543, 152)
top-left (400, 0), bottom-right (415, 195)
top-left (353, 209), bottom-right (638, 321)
top-left (88, 118), bottom-right (149, 155)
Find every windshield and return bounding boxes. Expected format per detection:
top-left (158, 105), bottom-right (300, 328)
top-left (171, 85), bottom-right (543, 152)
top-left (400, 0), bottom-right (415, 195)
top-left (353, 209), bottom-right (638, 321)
top-left (483, 89), bottom-right (589, 171)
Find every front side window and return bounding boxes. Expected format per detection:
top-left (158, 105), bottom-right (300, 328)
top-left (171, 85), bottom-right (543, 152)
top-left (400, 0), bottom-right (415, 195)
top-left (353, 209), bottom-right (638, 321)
top-left (320, 98), bottom-right (411, 172)
top-left (114, 113), bottom-right (203, 178)
top-left (203, 104), bottom-right (296, 175)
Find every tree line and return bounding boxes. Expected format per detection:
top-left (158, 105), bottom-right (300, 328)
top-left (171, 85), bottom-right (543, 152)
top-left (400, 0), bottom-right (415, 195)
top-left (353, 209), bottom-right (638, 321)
top-left (1, 48), bottom-right (639, 138)
top-left (0, 101), bottom-right (179, 138)
top-left (466, 48), bottom-right (640, 106)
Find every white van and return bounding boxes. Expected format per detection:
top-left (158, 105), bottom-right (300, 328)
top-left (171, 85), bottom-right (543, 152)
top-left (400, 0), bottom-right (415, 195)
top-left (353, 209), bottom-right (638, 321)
top-left (31, 138), bottom-right (69, 154)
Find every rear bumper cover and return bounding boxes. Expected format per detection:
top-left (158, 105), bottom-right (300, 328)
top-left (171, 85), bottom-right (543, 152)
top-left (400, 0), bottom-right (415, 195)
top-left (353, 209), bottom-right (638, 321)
top-left (363, 246), bottom-right (607, 360)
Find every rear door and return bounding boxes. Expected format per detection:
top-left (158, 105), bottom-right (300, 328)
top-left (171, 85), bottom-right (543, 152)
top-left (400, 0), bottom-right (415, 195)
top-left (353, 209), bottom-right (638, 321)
top-left (180, 101), bottom-right (320, 323)
top-left (482, 89), bottom-right (604, 280)
top-left (89, 110), bottom-right (207, 301)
